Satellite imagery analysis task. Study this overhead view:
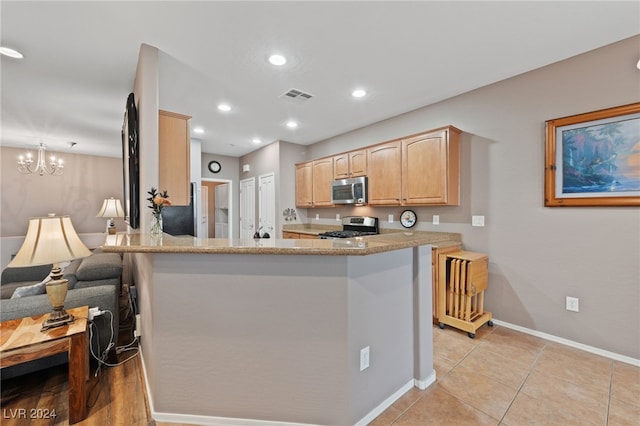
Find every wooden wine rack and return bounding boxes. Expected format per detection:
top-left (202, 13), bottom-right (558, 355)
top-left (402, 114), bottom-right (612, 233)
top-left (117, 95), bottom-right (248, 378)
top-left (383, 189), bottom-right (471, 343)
top-left (437, 251), bottom-right (492, 338)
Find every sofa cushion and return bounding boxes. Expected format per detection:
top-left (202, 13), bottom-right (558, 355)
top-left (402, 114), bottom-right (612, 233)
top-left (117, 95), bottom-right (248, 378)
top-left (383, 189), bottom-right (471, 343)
top-left (75, 253), bottom-right (122, 281)
top-left (1, 264), bottom-right (51, 286)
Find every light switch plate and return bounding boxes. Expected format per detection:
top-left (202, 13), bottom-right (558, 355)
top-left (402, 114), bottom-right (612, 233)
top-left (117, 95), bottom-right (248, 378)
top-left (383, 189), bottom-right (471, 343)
top-left (336, 214), bottom-right (340, 221)
top-left (472, 215), bottom-right (485, 227)
top-left (433, 215), bottom-right (439, 225)
top-left (388, 214), bottom-right (394, 223)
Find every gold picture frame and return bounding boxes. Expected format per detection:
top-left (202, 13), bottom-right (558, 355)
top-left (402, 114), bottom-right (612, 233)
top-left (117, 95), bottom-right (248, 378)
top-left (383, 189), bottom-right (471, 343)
top-left (545, 103), bottom-right (640, 207)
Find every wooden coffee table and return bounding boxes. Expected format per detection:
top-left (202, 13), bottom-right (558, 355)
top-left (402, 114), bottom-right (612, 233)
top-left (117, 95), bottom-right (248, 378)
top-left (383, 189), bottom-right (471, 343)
top-left (0, 306), bottom-right (89, 424)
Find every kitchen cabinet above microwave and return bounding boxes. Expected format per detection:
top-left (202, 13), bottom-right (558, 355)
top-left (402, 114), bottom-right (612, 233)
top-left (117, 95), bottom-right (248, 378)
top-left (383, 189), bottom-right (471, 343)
top-left (333, 149), bottom-right (367, 179)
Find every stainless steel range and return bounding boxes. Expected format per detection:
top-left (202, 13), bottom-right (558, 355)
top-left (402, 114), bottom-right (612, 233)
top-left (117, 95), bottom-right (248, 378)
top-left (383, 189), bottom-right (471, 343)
top-left (318, 216), bottom-right (379, 239)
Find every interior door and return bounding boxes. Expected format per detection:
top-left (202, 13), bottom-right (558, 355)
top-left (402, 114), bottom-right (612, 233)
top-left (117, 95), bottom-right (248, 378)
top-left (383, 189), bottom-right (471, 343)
top-left (240, 177), bottom-right (255, 239)
top-left (258, 173), bottom-right (276, 237)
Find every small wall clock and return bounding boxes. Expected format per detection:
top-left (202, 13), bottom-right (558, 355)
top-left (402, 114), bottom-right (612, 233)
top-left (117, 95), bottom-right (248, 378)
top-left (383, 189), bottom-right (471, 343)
top-left (208, 160), bottom-right (222, 174)
top-left (400, 210), bottom-right (417, 228)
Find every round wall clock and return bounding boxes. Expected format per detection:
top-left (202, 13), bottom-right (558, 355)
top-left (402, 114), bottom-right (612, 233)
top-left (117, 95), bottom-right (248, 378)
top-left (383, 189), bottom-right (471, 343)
top-left (208, 160), bottom-right (222, 174)
top-left (400, 210), bottom-right (417, 228)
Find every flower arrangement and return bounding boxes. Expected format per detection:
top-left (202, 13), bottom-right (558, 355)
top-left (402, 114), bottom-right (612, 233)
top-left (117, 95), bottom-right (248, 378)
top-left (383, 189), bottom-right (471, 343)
top-left (147, 187), bottom-right (171, 218)
top-left (147, 187), bottom-right (171, 235)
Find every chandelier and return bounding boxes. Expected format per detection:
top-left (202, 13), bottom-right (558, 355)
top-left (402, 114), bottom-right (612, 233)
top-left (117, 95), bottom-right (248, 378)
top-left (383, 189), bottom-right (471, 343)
top-left (17, 143), bottom-right (64, 176)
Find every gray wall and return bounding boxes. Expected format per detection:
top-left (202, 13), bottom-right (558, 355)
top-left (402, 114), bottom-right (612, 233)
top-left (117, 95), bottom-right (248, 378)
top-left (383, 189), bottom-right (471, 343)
top-left (304, 36), bottom-right (640, 358)
top-left (141, 249), bottom-right (418, 425)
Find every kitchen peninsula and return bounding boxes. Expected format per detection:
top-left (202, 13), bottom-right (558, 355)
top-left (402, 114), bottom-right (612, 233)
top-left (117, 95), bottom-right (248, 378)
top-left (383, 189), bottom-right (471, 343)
top-left (103, 231), bottom-right (460, 425)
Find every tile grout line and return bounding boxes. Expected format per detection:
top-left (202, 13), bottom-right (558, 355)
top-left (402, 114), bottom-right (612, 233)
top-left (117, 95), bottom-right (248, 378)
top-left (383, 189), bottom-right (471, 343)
top-left (494, 337), bottom-right (548, 425)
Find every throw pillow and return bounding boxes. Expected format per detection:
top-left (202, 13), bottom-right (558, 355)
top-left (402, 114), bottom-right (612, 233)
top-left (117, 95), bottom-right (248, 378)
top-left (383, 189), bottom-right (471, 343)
top-left (11, 275), bottom-right (51, 298)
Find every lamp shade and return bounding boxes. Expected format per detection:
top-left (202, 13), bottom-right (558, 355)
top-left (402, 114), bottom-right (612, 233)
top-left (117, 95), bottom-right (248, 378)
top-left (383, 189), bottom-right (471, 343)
top-left (96, 198), bottom-right (125, 219)
top-left (8, 214), bottom-right (92, 267)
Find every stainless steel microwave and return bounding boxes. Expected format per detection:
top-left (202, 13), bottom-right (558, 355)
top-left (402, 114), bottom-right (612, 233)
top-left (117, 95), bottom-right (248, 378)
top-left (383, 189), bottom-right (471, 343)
top-left (331, 176), bottom-right (368, 205)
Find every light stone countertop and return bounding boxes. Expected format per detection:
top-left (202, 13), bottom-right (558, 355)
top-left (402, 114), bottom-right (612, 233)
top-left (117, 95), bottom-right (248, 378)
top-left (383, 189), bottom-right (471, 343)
top-left (101, 230), bottom-right (461, 256)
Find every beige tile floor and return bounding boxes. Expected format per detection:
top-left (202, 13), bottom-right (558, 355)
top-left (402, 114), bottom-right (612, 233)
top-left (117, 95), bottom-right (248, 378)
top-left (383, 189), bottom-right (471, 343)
top-left (369, 324), bottom-right (640, 426)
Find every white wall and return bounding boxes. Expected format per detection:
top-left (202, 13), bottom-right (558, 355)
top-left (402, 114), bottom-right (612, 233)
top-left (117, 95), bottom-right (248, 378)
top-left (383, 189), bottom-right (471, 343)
top-left (306, 36), bottom-right (640, 359)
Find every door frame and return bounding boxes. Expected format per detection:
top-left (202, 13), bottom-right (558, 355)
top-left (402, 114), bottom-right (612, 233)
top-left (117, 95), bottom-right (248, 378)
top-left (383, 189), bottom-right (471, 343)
top-left (202, 178), bottom-right (233, 239)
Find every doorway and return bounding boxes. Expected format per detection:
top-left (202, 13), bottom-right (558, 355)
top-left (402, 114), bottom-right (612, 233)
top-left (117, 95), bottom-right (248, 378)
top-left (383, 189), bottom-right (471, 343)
top-left (201, 179), bottom-right (233, 239)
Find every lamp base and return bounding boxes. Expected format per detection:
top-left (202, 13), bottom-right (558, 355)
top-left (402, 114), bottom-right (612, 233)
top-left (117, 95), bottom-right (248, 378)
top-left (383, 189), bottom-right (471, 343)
top-left (41, 309), bottom-right (75, 331)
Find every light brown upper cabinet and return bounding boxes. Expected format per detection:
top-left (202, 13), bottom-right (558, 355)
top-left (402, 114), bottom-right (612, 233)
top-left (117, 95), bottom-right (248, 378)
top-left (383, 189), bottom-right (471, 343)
top-left (295, 158), bottom-right (334, 207)
top-left (334, 149), bottom-right (367, 179)
top-left (402, 127), bottom-right (460, 205)
top-left (367, 141), bottom-right (403, 205)
top-left (295, 162), bottom-right (313, 207)
top-left (296, 125), bottom-right (461, 208)
top-left (159, 110), bottom-right (191, 206)
top-left (311, 158), bottom-right (334, 206)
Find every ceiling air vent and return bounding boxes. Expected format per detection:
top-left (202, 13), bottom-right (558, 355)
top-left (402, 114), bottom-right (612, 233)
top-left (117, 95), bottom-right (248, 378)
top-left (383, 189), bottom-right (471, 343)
top-left (280, 88), bottom-right (314, 102)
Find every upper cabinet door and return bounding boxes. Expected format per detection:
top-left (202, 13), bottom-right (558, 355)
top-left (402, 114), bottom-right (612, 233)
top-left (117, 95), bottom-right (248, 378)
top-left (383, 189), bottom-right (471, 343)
top-left (159, 110), bottom-right (191, 206)
top-left (295, 162), bottom-right (313, 207)
top-left (402, 127), bottom-right (460, 205)
top-left (333, 153), bottom-right (350, 180)
top-left (312, 158), bottom-right (334, 206)
top-left (367, 141), bottom-right (402, 205)
top-left (349, 150), bottom-right (367, 177)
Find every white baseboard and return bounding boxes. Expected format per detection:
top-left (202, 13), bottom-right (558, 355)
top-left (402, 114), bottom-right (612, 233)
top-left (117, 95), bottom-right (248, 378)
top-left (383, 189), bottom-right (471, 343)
top-left (493, 319), bottom-right (640, 367)
top-left (354, 378), bottom-right (416, 426)
top-left (413, 370), bottom-right (436, 390)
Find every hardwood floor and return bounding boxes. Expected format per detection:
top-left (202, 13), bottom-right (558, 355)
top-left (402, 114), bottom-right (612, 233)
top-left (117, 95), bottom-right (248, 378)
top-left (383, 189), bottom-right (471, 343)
top-left (1, 327), bottom-right (151, 425)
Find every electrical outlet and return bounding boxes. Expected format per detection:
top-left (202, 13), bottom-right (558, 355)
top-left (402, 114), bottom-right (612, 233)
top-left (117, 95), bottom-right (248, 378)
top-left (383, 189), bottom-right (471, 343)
top-left (388, 214), bottom-right (394, 223)
top-left (360, 346), bottom-right (370, 371)
top-left (336, 214), bottom-right (340, 221)
top-left (433, 215), bottom-right (440, 225)
top-left (134, 314), bottom-right (142, 337)
top-left (566, 296), bottom-right (579, 312)
top-left (315, 214), bottom-right (319, 220)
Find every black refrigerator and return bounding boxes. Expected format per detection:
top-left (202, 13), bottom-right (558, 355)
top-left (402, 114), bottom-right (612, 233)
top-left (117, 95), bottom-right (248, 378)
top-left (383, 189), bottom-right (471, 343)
top-left (161, 182), bottom-right (196, 236)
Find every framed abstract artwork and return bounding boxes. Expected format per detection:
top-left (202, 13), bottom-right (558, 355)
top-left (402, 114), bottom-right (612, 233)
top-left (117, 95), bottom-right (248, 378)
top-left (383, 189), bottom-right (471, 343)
top-left (545, 103), bottom-right (640, 206)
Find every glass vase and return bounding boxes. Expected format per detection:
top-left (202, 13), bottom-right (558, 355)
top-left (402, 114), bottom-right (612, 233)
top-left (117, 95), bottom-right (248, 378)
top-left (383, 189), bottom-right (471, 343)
top-left (150, 214), bottom-right (163, 235)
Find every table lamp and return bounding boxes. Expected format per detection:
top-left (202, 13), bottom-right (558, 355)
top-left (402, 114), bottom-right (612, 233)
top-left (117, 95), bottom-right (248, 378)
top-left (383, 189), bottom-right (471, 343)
top-left (96, 197), bottom-right (125, 234)
top-left (7, 214), bottom-right (92, 331)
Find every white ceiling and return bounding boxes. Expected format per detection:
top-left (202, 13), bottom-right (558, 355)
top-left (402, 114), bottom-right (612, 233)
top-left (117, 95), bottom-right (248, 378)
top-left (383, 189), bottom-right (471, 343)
top-left (1, 1), bottom-right (639, 159)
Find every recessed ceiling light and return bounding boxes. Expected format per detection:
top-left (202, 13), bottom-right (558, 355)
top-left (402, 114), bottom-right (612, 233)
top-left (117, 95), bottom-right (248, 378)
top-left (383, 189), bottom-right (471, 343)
top-left (0, 47), bottom-right (23, 59)
top-left (286, 120), bottom-right (298, 129)
top-left (269, 54), bottom-right (287, 66)
top-left (193, 127), bottom-right (204, 134)
top-left (252, 138), bottom-right (261, 144)
top-left (352, 89), bottom-right (367, 98)
top-left (218, 103), bottom-right (231, 112)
